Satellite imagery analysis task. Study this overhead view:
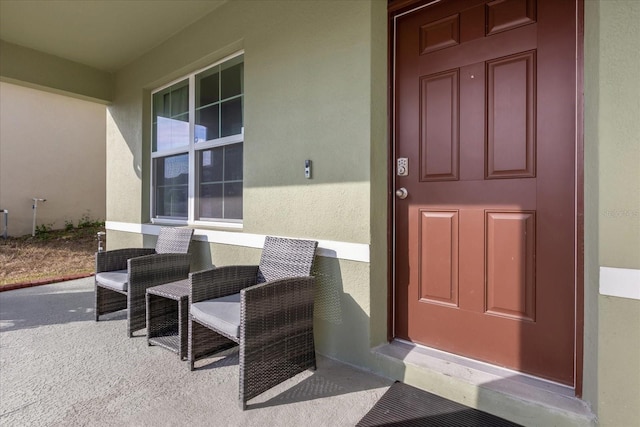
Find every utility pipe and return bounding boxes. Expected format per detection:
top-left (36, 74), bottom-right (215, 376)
top-left (32, 198), bottom-right (46, 236)
top-left (1, 209), bottom-right (7, 239)
top-left (97, 231), bottom-right (106, 252)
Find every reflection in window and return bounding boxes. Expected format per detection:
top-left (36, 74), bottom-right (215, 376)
top-left (152, 80), bottom-right (189, 151)
top-left (151, 53), bottom-right (244, 223)
top-left (154, 154), bottom-right (188, 218)
top-left (156, 117), bottom-right (189, 151)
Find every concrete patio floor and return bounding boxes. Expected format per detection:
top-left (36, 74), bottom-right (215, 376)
top-left (0, 277), bottom-right (393, 426)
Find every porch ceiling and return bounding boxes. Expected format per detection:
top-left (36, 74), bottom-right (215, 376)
top-left (0, 0), bottom-right (226, 73)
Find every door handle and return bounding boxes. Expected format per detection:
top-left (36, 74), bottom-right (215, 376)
top-left (395, 187), bottom-right (408, 199)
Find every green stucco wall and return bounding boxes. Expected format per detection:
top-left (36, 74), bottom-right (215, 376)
top-left (582, 0), bottom-right (600, 412)
top-left (107, 0), bottom-right (388, 365)
top-left (596, 1), bottom-right (640, 269)
top-left (109, 0), bottom-right (383, 242)
top-left (0, 40), bottom-right (112, 103)
top-left (585, 1), bottom-right (640, 425)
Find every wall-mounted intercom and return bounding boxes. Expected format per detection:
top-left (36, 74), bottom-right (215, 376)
top-left (305, 160), bottom-right (312, 179)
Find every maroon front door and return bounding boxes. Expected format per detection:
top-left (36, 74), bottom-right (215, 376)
top-left (393, 0), bottom-right (578, 385)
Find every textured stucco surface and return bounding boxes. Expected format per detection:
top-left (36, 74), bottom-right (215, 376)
top-left (0, 40), bottom-right (113, 103)
top-left (0, 81), bottom-right (106, 236)
top-left (596, 0), bottom-right (640, 269)
top-left (107, 0), bottom-right (383, 244)
top-left (585, 0), bottom-right (640, 426)
top-left (597, 296), bottom-right (640, 426)
top-left (582, 0), bottom-right (600, 410)
top-left (105, 0), bottom-right (387, 368)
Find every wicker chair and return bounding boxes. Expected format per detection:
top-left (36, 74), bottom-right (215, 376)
top-left (188, 236), bottom-right (318, 409)
top-left (95, 227), bottom-right (194, 337)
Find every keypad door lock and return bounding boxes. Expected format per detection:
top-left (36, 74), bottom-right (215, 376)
top-left (397, 158), bottom-right (408, 176)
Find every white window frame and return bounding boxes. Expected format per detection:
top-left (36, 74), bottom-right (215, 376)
top-left (150, 51), bottom-right (244, 229)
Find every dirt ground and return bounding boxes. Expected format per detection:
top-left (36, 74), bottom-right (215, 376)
top-left (0, 226), bottom-right (103, 286)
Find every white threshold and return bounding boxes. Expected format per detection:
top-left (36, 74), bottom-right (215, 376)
top-left (105, 221), bottom-right (370, 263)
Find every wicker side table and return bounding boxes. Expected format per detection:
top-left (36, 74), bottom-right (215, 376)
top-left (146, 279), bottom-right (190, 360)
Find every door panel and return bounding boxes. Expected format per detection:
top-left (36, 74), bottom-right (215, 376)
top-left (485, 211), bottom-right (536, 321)
top-left (394, 0), bottom-right (577, 385)
top-left (486, 51), bottom-right (536, 178)
top-left (420, 70), bottom-right (459, 181)
top-left (418, 210), bottom-right (459, 306)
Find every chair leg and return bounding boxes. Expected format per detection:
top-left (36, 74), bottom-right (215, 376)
top-left (95, 284), bottom-right (127, 323)
top-left (188, 319), bottom-right (237, 370)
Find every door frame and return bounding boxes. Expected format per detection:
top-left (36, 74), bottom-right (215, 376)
top-left (386, 0), bottom-right (585, 396)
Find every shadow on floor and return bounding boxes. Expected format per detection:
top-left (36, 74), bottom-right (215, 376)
top-left (0, 280), bottom-right (97, 332)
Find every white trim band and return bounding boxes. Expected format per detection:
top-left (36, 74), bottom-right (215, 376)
top-left (105, 221), bottom-right (370, 263)
top-left (599, 266), bottom-right (640, 301)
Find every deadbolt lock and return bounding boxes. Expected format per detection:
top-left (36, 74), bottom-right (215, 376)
top-left (397, 158), bottom-right (408, 176)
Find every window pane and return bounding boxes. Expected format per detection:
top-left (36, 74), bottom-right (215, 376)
top-left (197, 143), bottom-right (243, 220)
top-left (221, 97), bottom-right (242, 137)
top-left (199, 183), bottom-right (223, 219)
top-left (171, 84), bottom-right (189, 116)
top-left (196, 105), bottom-right (219, 142)
top-left (221, 62), bottom-right (243, 99)
top-left (154, 154), bottom-right (188, 218)
top-left (199, 148), bottom-right (223, 183)
top-left (153, 80), bottom-right (189, 152)
top-left (224, 143), bottom-right (243, 181)
top-left (224, 182), bottom-right (243, 219)
top-left (196, 69), bottom-right (219, 107)
top-left (153, 88), bottom-right (168, 118)
top-left (155, 116), bottom-right (189, 151)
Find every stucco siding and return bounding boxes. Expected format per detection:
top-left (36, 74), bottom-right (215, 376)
top-left (0, 40), bottom-right (112, 103)
top-left (582, 0), bottom-right (600, 411)
top-left (106, 0), bottom-right (387, 365)
top-left (597, 1), bottom-right (640, 269)
top-left (108, 0), bottom-right (381, 242)
top-left (586, 1), bottom-right (640, 425)
top-left (597, 296), bottom-right (640, 426)
top-left (0, 81), bottom-right (106, 237)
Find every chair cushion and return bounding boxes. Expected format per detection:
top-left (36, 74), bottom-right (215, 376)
top-left (95, 270), bottom-right (128, 292)
top-left (191, 293), bottom-right (241, 339)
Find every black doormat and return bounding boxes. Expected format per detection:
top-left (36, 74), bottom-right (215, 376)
top-left (357, 381), bottom-right (522, 427)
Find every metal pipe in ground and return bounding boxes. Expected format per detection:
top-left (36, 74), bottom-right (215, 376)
top-left (31, 198), bottom-right (46, 237)
top-left (1, 209), bottom-right (7, 239)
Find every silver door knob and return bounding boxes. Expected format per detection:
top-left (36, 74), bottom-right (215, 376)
top-left (395, 187), bottom-right (408, 199)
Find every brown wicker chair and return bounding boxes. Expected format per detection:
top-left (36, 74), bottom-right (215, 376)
top-left (188, 236), bottom-right (318, 409)
top-left (95, 227), bottom-right (194, 337)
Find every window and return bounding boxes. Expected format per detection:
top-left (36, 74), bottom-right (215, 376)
top-left (151, 53), bottom-right (243, 224)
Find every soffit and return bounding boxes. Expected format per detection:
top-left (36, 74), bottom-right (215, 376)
top-left (0, 0), bottom-right (226, 73)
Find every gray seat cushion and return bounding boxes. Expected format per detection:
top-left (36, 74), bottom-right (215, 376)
top-left (191, 293), bottom-right (241, 339)
top-left (95, 270), bottom-right (128, 292)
